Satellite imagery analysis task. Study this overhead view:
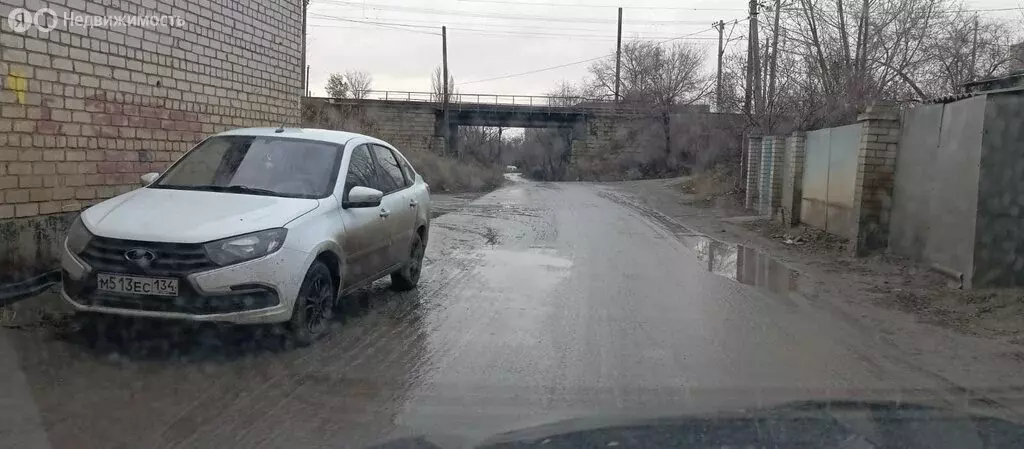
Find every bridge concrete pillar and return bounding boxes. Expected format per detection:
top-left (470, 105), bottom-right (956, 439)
top-left (447, 123), bottom-right (459, 156)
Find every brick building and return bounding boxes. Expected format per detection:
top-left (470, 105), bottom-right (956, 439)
top-left (0, 0), bottom-right (305, 282)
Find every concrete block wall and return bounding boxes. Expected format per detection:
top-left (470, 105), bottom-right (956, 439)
top-left (0, 0), bottom-right (304, 279)
top-left (360, 103), bottom-right (440, 153)
top-left (780, 131), bottom-right (805, 226)
top-left (744, 136), bottom-right (762, 210)
top-left (569, 114), bottom-right (615, 178)
top-left (759, 135), bottom-right (785, 217)
top-left (851, 104), bottom-right (901, 256)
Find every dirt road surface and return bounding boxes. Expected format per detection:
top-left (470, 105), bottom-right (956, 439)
top-left (4, 176), bottom-right (1024, 448)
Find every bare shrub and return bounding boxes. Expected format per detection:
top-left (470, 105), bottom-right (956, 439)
top-left (403, 150), bottom-right (505, 193)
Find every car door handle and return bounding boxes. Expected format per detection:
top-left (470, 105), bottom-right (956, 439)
top-left (379, 208), bottom-right (391, 218)
top-left (409, 199), bottom-right (418, 208)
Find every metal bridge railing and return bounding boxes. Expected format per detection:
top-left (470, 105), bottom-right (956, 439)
top-left (341, 90), bottom-right (615, 109)
top-left (309, 92), bottom-right (714, 116)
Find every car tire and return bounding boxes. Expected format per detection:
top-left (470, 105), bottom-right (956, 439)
top-left (287, 261), bottom-right (335, 346)
top-left (391, 233), bottom-right (425, 292)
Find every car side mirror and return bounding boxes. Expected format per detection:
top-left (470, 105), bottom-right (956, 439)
top-left (140, 172), bottom-right (159, 186)
top-left (343, 186), bottom-right (383, 208)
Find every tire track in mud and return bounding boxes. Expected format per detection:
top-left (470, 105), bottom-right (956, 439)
top-left (161, 250), bottom-right (490, 449)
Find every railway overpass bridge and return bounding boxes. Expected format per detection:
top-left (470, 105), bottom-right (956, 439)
top-left (302, 90), bottom-right (717, 172)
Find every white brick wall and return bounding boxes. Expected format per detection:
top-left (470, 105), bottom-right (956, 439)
top-left (0, 0), bottom-right (304, 218)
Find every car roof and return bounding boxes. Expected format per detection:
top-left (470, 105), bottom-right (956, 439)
top-left (213, 128), bottom-right (389, 147)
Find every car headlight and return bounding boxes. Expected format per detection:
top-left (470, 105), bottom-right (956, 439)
top-left (204, 228), bottom-right (288, 266)
top-left (65, 216), bottom-right (93, 254)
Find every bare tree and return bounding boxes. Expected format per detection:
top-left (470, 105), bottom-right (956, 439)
top-left (589, 41), bottom-right (714, 106)
top-left (431, 66), bottom-right (456, 103)
top-left (325, 73), bottom-right (349, 98)
top-left (345, 70), bottom-right (373, 99)
top-left (917, 13), bottom-right (1019, 95)
top-left (588, 41), bottom-right (715, 172)
top-left (545, 80), bottom-right (596, 106)
top-left (718, 0), bottom-right (1024, 132)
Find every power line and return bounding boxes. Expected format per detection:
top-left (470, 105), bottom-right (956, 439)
top-left (457, 19), bottom-right (744, 86)
top-left (307, 12), bottom-right (440, 30)
top-left (307, 13), bottom-right (727, 41)
top-left (314, 0), bottom-right (716, 24)
top-left (307, 22), bottom-right (442, 36)
top-left (766, 5), bottom-right (1022, 14)
top-left (454, 0), bottom-right (747, 11)
top-left (448, 29), bottom-right (724, 40)
top-left (308, 20), bottom-right (722, 41)
top-left (457, 56), bottom-right (609, 86)
top-left (316, 0), bottom-right (1022, 16)
top-left (311, 14), bottom-right (717, 35)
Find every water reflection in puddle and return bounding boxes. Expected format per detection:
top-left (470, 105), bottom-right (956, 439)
top-left (681, 235), bottom-right (799, 294)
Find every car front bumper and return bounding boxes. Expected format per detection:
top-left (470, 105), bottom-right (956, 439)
top-left (60, 242), bottom-right (309, 325)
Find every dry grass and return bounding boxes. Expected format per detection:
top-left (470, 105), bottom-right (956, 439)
top-left (669, 166), bottom-right (745, 211)
top-left (404, 150), bottom-right (505, 194)
top-left (673, 165), bottom-right (739, 196)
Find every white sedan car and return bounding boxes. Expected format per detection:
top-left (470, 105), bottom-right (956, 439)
top-left (60, 128), bottom-right (431, 345)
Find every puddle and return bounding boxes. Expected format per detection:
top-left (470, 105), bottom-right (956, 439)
top-left (680, 234), bottom-right (799, 295)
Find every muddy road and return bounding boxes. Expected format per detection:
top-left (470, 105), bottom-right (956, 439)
top-left (1, 178), bottom-right (1011, 448)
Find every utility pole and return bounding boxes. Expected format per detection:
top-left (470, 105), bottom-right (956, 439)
top-left (714, 20), bottom-right (725, 111)
top-left (750, 0), bottom-right (761, 122)
top-left (762, 35), bottom-right (770, 114)
top-left (305, 65), bottom-right (310, 96)
top-left (744, 0), bottom-right (759, 117)
top-left (767, 0), bottom-right (780, 129)
top-left (970, 14), bottom-right (979, 82)
top-left (615, 7), bottom-right (623, 102)
top-left (442, 25), bottom-right (450, 155)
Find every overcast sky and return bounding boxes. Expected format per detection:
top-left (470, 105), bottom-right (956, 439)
top-left (305, 0), bottom-right (1022, 98)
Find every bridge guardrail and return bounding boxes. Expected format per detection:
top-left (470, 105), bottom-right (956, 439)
top-left (307, 92), bottom-right (710, 116)
top-left (318, 90), bottom-right (625, 112)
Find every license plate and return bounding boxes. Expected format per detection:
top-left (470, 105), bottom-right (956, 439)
top-left (96, 273), bottom-right (179, 297)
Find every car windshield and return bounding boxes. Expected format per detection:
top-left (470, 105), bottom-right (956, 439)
top-left (154, 135), bottom-right (341, 198)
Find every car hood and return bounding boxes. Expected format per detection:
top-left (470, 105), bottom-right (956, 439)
top-left (81, 187), bottom-right (320, 243)
top-left (368, 400), bottom-right (1024, 449)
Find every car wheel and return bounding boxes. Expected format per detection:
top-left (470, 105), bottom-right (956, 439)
top-left (287, 261), bottom-right (335, 346)
top-left (391, 233), bottom-right (425, 291)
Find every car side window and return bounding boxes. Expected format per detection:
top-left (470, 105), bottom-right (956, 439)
top-left (344, 145), bottom-right (377, 200)
top-left (395, 151), bottom-right (416, 187)
top-left (371, 144), bottom-right (406, 193)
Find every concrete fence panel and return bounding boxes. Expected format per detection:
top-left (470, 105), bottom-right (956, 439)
top-left (799, 123), bottom-right (862, 239)
top-left (889, 104), bottom-right (944, 261)
top-left (801, 129), bottom-right (831, 228)
top-left (826, 123), bottom-right (863, 240)
top-left (926, 96), bottom-right (986, 284)
top-left (973, 92), bottom-right (1024, 287)
top-left (887, 96), bottom-right (985, 285)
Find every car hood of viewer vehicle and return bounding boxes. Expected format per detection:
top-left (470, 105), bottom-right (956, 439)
top-left (80, 187), bottom-right (320, 243)
top-left (366, 400), bottom-right (1024, 449)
